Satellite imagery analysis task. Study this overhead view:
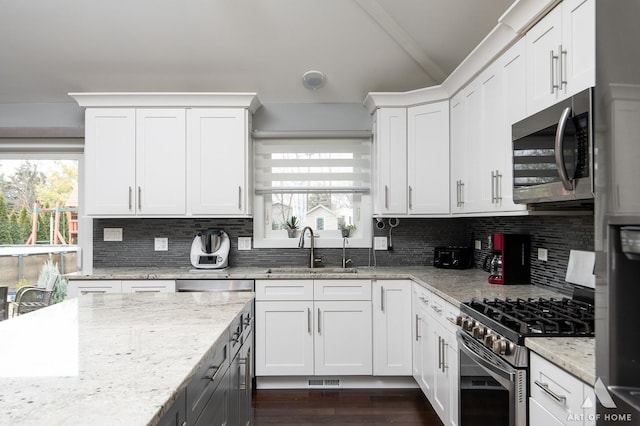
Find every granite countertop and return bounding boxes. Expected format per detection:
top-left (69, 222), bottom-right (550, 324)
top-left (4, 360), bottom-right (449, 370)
top-left (0, 292), bottom-right (253, 426)
top-left (67, 265), bottom-right (596, 385)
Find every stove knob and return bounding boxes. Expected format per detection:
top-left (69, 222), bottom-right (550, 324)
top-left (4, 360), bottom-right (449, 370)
top-left (472, 325), bottom-right (486, 339)
top-left (483, 333), bottom-right (495, 348)
top-left (463, 319), bottom-right (476, 332)
top-left (505, 341), bottom-right (515, 356)
top-left (455, 316), bottom-right (464, 326)
top-left (492, 338), bottom-right (507, 355)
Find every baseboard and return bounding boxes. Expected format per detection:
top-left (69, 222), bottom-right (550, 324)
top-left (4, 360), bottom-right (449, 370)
top-left (256, 375), bottom-right (418, 390)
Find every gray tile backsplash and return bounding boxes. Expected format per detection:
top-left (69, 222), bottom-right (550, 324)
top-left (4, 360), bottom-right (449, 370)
top-left (94, 213), bottom-right (593, 294)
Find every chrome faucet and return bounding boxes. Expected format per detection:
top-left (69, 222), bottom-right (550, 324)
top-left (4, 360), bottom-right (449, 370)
top-left (298, 226), bottom-right (316, 268)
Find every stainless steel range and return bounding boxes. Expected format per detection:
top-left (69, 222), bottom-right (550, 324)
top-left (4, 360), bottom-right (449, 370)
top-left (456, 297), bottom-right (595, 426)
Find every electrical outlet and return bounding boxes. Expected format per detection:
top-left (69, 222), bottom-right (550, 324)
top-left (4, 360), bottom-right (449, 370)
top-left (104, 228), bottom-right (123, 241)
top-left (238, 237), bottom-right (252, 251)
top-left (475, 240), bottom-right (482, 250)
top-left (374, 237), bottom-right (388, 250)
top-left (154, 238), bottom-right (168, 251)
top-left (538, 248), bottom-right (548, 261)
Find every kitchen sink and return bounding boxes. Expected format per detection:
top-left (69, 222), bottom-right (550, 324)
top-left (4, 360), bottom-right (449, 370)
top-left (264, 267), bottom-right (358, 274)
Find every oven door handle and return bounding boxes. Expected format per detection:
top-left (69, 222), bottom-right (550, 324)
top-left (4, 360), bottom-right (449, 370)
top-left (554, 106), bottom-right (574, 191)
top-left (457, 331), bottom-right (516, 387)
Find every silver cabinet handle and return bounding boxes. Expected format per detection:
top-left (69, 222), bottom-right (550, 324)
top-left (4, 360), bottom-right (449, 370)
top-left (317, 308), bottom-right (321, 334)
top-left (138, 186), bottom-right (142, 210)
top-left (128, 186), bottom-right (132, 211)
top-left (205, 364), bottom-right (221, 381)
top-left (456, 180), bottom-right (460, 207)
top-left (495, 170), bottom-right (502, 202)
top-left (550, 49), bottom-right (558, 94)
top-left (438, 336), bottom-right (443, 370)
top-left (380, 286), bottom-right (385, 312)
top-left (408, 185), bottom-right (413, 210)
top-left (459, 181), bottom-right (464, 206)
top-left (431, 304), bottom-right (442, 314)
top-left (491, 171), bottom-right (496, 203)
top-left (307, 307), bottom-right (311, 334)
top-left (559, 44), bottom-right (567, 92)
top-left (535, 380), bottom-right (567, 403)
top-left (442, 341), bottom-right (449, 372)
top-left (384, 185), bottom-right (389, 209)
top-left (238, 186), bottom-right (242, 210)
top-left (415, 314), bottom-right (420, 341)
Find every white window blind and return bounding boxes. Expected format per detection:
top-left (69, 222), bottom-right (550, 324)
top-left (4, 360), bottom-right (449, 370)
top-left (254, 138), bottom-right (371, 194)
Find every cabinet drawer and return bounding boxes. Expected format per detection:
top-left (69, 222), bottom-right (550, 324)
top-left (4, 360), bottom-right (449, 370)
top-left (187, 331), bottom-right (230, 423)
top-left (313, 280), bottom-right (372, 301)
top-left (530, 352), bottom-right (586, 422)
top-left (122, 280), bottom-right (176, 293)
top-left (255, 280), bottom-right (313, 301)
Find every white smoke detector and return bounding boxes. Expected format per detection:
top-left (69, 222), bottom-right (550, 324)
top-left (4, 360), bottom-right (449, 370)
top-left (302, 70), bottom-right (327, 90)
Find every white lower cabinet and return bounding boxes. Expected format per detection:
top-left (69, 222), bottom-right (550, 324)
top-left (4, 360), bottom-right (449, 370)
top-left (372, 280), bottom-right (413, 375)
top-left (255, 279), bottom-right (372, 377)
top-left (67, 280), bottom-right (176, 298)
top-left (529, 352), bottom-right (595, 426)
top-left (412, 282), bottom-right (459, 426)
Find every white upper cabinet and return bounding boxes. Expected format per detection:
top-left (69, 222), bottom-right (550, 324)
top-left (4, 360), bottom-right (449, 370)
top-left (373, 108), bottom-right (407, 215)
top-left (136, 109), bottom-right (187, 215)
top-left (526, 0), bottom-right (595, 114)
top-left (84, 108), bottom-right (137, 215)
top-left (188, 108), bottom-right (249, 215)
top-left (85, 108), bottom-right (186, 216)
top-left (72, 93), bottom-right (260, 217)
top-left (373, 102), bottom-right (449, 217)
top-left (407, 101), bottom-right (450, 215)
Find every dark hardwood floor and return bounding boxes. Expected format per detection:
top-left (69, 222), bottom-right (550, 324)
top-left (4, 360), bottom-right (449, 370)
top-left (252, 388), bottom-right (443, 425)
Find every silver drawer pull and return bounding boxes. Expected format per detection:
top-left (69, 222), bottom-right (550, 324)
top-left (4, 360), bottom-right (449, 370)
top-left (535, 380), bottom-right (567, 403)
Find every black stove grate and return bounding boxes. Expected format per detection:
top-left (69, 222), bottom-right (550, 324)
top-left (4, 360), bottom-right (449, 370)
top-left (464, 297), bottom-right (595, 338)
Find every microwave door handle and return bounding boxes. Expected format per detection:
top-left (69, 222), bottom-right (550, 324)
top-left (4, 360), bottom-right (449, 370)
top-left (554, 106), bottom-right (574, 191)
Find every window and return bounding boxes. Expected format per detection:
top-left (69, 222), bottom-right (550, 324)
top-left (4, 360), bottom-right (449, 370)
top-left (253, 136), bottom-right (372, 248)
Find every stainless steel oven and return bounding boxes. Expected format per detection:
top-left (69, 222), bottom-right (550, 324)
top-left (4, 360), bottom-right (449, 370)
top-left (457, 297), bottom-right (594, 425)
top-left (457, 330), bottom-right (527, 426)
top-left (512, 87), bottom-right (593, 204)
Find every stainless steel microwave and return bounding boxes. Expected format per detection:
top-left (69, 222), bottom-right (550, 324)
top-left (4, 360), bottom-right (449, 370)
top-left (512, 88), bottom-right (594, 204)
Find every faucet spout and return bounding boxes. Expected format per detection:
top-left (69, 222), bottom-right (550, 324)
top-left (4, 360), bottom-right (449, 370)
top-left (298, 226), bottom-right (316, 268)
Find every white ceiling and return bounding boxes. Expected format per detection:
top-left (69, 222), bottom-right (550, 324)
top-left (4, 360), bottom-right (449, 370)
top-left (0, 0), bottom-right (513, 105)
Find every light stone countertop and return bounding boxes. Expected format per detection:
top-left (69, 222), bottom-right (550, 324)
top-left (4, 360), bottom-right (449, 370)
top-left (0, 291), bottom-right (253, 426)
top-left (525, 337), bottom-right (596, 385)
top-left (66, 265), bottom-right (596, 385)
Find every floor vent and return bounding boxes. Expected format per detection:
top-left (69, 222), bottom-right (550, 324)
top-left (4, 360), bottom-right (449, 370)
top-left (307, 378), bottom-right (341, 388)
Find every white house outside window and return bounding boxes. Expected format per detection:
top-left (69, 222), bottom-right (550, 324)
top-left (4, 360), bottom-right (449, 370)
top-left (253, 136), bottom-right (372, 248)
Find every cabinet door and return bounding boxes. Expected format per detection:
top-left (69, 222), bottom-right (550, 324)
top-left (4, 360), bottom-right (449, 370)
top-left (562, 0), bottom-right (595, 97)
top-left (374, 108), bottom-right (407, 215)
top-left (458, 81), bottom-right (482, 213)
top-left (407, 101), bottom-right (450, 215)
top-left (372, 280), bottom-right (412, 375)
top-left (449, 93), bottom-right (465, 214)
top-left (255, 301), bottom-right (314, 376)
top-left (446, 333), bottom-right (459, 426)
top-left (418, 304), bottom-right (435, 398)
top-left (194, 368), bottom-right (229, 426)
top-left (499, 39), bottom-right (528, 212)
top-left (189, 108), bottom-right (249, 215)
top-left (477, 62), bottom-right (503, 212)
top-left (314, 300), bottom-right (372, 376)
top-left (412, 290), bottom-right (422, 383)
top-left (526, 6), bottom-right (562, 114)
top-left (121, 280), bottom-right (176, 293)
top-left (84, 108), bottom-right (136, 215)
top-left (431, 325), bottom-right (448, 420)
top-left (136, 109), bottom-right (186, 215)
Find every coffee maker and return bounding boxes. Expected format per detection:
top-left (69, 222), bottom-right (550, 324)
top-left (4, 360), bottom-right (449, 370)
top-left (487, 233), bottom-right (530, 284)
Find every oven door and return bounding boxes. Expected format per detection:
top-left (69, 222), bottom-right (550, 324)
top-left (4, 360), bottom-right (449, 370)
top-left (457, 331), bottom-right (527, 426)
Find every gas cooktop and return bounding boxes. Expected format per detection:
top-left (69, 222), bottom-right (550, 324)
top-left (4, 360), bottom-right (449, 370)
top-left (460, 297), bottom-right (595, 343)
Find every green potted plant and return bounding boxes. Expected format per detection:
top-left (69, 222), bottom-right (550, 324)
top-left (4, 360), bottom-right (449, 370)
top-left (341, 224), bottom-right (356, 238)
top-left (285, 216), bottom-right (299, 238)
